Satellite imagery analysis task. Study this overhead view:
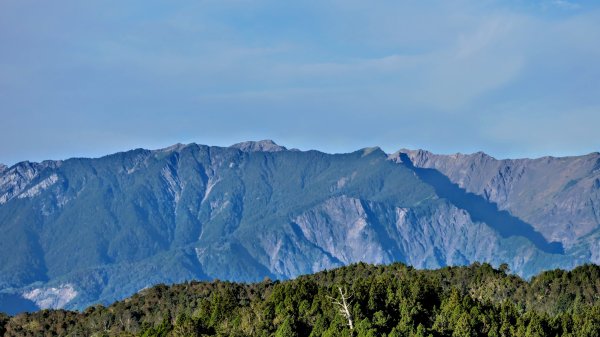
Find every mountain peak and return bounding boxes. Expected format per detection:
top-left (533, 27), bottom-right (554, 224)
top-left (389, 149), bottom-right (499, 162)
top-left (154, 143), bottom-right (188, 153)
top-left (360, 146), bottom-right (385, 157)
top-left (230, 140), bottom-right (287, 152)
top-left (388, 148), bottom-right (432, 164)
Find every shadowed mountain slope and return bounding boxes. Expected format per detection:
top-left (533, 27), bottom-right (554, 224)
top-left (393, 150), bottom-right (600, 244)
top-left (395, 153), bottom-right (564, 254)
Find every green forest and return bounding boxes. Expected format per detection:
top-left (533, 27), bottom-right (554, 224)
top-left (1, 262), bottom-right (599, 337)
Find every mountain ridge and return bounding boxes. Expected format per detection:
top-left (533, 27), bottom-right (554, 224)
top-left (392, 148), bottom-right (600, 249)
top-left (0, 141), bottom-right (598, 314)
top-left (4, 139), bottom-right (600, 169)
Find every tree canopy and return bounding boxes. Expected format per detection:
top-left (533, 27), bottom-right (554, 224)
top-left (2, 262), bottom-right (600, 336)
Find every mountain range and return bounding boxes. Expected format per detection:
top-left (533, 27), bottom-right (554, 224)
top-left (0, 140), bottom-right (598, 314)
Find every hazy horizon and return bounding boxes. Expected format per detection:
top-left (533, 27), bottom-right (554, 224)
top-left (3, 138), bottom-right (600, 167)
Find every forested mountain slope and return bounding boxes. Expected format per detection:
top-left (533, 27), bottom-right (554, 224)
top-left (0, 141), bottom-right (597, 312)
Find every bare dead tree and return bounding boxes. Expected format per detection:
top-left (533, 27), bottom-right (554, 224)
top-left (327, 286), bottom-right (354, 330)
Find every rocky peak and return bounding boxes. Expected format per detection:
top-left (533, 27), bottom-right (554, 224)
top-left (389, 149), bottom-right (498, 166)
top-left (359, 146), bottom-right (386, 157)
top-left (230, 140), bottom-right (287, 152)
top-left (0, 161), bottom-right (46, 204)
top-left (153, 143), bottom-right (187, 153)
top-left (388, 149), bottom-right (433, 166)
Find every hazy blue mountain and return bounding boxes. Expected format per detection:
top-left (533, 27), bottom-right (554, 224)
top-left (0, 141), bottom-right (596, 313)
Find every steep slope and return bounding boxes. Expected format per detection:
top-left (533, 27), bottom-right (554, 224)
top-left (0, 142), bottom-right (590, 313)
top-left (391, 150), bottom-right (600, 260)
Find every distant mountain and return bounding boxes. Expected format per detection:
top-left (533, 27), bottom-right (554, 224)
top-left (0, 141), bottom-right (598, 313)
top-left (392, 149), bottom-right (600, 261)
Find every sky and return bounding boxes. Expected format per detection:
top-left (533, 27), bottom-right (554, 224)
top-left (1, 0), bottom-right (600, 165)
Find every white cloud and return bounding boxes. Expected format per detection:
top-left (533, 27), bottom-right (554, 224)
top-left (551, 0), bottom-right (581, 10)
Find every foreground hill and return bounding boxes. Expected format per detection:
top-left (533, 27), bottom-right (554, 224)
top-left (1, 263), bottom-right (599, 336)
top-left (0, 141), bottom-right (598, 312)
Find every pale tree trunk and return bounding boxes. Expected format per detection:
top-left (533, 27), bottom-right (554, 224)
top-left (328, 286), bottom-right (354, 330)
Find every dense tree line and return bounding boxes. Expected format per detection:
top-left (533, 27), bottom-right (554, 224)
top-left (1, 262), bottom-right (600, 336)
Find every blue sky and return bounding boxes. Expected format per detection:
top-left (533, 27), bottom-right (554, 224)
top-left (1, 0), bottom-right (599, 165)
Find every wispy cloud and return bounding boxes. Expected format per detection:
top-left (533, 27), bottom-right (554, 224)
top-left (550, 0), bottom-right (581, 10)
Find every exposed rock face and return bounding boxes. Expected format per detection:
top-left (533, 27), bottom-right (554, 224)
top-left (393, 202), bottom-right (497, 268)
top-left (590, 233), bottom-right (600, 264)
top-left (294, 196), bottom-right (390, 265)
top-left (0, 162), bottom-right (43, 204)
top-left (290, 195), bottom-right (577, 273)
top-left (0, 141), bottom-right (595, 313)
top-left (22, 284), bottom-right (77, 310)
top-left (17, 174), bottom-right (59, 199)
top-left (0, 160), bottom-right (63, 205)
top-left (390, 150), bottom-right (600, 249)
